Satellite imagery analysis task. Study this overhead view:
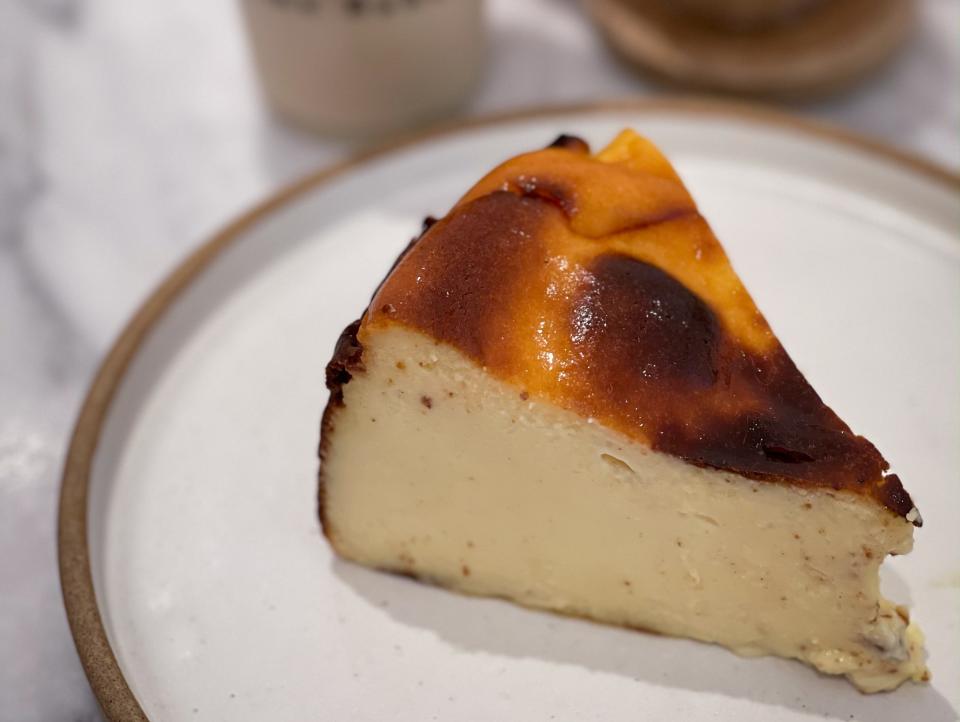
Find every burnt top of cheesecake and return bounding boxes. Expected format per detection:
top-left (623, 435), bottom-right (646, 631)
top-left (358, 130), bottom-right (919, 524)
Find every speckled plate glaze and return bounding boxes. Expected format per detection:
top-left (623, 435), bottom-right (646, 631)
top-left (59, 100), bottom-right (960, 722)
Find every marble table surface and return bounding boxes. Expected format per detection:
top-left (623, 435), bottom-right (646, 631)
top-left (1, 0), bottom-right (956, 720)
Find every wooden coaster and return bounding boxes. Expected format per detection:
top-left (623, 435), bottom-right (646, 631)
top-left (583, 0), bottom-right (915, 97)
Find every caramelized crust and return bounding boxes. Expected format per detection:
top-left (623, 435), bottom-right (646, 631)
top-left (356, 130), bottom-right (918, 523)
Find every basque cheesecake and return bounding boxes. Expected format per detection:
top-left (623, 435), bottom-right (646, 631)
top-left (318, 130), bottom-right (927, 692)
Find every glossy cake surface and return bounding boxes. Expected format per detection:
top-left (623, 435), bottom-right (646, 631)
top-left (364, 131), bottom-right (918, 522)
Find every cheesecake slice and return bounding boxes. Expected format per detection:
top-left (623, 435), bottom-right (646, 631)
top-left (318, 130), bottom-right (927, 692)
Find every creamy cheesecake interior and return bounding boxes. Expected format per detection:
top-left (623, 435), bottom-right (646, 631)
top-left (321, 325), bottom-right (928, 693)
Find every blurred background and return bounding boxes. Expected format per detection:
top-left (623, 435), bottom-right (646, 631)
top-left (0, 0), bottom-right (957, 719)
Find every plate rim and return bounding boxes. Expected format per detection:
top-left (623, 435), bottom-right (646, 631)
top-left (57, 97), bottom-right (960, 721)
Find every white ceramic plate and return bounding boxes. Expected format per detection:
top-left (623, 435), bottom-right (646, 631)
top-left (60, 101), bottom-right (960, 721)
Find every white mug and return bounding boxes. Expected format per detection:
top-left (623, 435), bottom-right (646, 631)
top-left (240, 0), bottom-right (486, 138)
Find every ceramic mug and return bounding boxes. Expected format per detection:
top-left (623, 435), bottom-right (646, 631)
top-left (240, 0), bottom-right (486, 137)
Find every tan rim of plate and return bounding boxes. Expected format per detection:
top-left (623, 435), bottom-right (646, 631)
top-left (57, 98), bottom-right (960, 722)
top-left (583, 0), bottom-right (915, 97)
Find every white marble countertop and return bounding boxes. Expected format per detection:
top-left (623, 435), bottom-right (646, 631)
top-left (0, 1), bottom-right (956, 720)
